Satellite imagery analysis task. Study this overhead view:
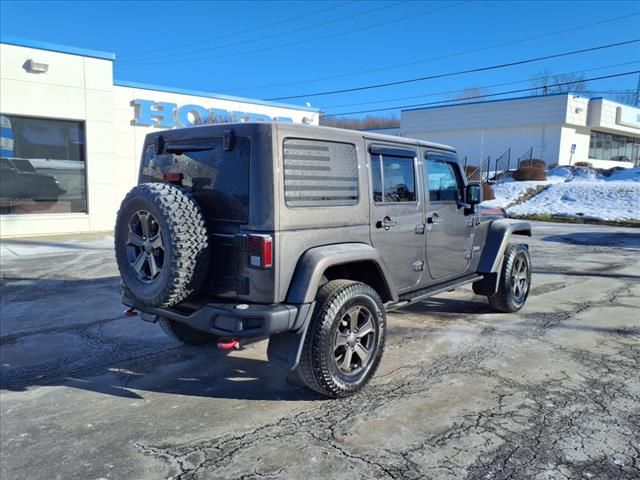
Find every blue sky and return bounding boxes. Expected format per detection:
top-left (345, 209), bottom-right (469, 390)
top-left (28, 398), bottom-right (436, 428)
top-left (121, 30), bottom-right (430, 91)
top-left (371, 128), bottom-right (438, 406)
top-left (1, 0), bottom-right (639, 117)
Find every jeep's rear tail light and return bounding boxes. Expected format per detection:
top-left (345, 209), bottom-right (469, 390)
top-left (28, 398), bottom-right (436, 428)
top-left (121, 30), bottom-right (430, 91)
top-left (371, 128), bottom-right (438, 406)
top-left (248, 234), bottom-right (272, 269)
top-left (163, 172), bottom-right (183, 184)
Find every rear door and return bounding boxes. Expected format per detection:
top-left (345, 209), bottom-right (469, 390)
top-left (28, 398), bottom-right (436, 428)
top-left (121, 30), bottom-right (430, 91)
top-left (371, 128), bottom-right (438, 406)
top-left (422, 150), bottom-right (474, 280)
top-left (140, 136), bottom-right (253, 299)
top-left (368, 142), bottom-right (424, 292)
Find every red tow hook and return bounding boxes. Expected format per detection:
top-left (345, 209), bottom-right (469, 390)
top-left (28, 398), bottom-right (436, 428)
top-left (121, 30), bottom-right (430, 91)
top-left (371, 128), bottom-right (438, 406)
top-left (217, 338), bottom-right (239, 350)
top-left (123, 308), bottom-right (138, 317)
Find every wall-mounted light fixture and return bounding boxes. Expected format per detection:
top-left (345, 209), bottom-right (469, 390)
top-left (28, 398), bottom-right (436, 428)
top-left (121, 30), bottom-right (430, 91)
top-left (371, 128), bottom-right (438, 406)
top-left (302, 102), bottom-right (318, 124)
top-left (23, 59), bottom-right (49, 74)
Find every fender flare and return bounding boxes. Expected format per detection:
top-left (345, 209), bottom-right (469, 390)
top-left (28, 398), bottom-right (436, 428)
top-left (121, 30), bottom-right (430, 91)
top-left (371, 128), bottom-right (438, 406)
top-left (476, 219), bottom-right (532, 273)
top-left (285, 243), bottom-right (398, 304)
top-left (269, 243), bottom-right (397, 371)
top-left (473, 219), bottom-right (532, 296)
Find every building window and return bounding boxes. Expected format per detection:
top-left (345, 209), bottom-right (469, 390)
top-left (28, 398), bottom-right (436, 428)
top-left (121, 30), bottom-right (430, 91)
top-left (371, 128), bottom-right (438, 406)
top-left (371, 154), bottom-right (416, 203)
top-left (589, 130), bottom-right (640, 165)
top-left (1, 115), bottom-right (86, 215)
top-left (283, 138), bottom-right (358, 207)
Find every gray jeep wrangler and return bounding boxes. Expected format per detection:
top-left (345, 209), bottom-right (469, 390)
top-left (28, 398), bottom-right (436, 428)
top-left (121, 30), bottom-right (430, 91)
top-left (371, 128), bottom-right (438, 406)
top-left (115, 122), bottom-right (532, 398)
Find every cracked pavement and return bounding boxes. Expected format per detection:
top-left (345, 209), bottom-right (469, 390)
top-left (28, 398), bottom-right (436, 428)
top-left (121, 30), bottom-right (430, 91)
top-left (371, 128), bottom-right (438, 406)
top-left (1, 222), bottom-right (639, 479)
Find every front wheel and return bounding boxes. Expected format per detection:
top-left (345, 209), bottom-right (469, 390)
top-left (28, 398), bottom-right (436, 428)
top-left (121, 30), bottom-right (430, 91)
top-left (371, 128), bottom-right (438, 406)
top-left (296, 280), bottom-right (386, 398)
top-left (488, 243), bottom-right (531, 313)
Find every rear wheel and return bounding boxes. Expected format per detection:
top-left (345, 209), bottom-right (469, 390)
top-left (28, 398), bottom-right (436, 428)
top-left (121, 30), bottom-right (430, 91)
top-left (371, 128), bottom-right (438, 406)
top-left (296, 280), bottom-right (386, 398)
top-left (488, 243), bottom-right (531, 313)
top-left (159, 318), bottom-right (218, 345)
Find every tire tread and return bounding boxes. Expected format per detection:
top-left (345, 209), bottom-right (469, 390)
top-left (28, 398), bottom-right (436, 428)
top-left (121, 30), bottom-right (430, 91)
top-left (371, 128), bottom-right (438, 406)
top-left (488, 243), bottom-right (531, 313)
top-left (297, 280), bottom-right (386, 398)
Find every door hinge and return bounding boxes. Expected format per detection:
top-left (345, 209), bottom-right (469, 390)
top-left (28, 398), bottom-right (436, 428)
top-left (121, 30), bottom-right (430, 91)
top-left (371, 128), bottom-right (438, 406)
top-left (464, 251), bottom-right (472, 259)
top-left (413, 260), bottom-right (425, 271)
top-left (415, 224), bottom-right (425, 234)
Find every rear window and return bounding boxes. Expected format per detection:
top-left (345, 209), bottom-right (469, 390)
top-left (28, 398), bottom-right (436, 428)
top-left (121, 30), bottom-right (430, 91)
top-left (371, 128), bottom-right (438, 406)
top-left (141, 137), bottom-right (250, 222)
top-left (283, 138), bottom-right (358, 207)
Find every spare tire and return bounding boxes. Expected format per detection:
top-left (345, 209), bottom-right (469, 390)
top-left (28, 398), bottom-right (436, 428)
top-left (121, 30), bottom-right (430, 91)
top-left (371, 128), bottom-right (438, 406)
top-left (115, 183), bottom-right (209, 308)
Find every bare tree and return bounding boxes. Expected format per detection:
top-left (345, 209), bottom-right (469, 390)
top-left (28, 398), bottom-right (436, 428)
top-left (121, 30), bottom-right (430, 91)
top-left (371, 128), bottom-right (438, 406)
top-left (612, 91), bottom-right (639, 106)
top-left (320, 114), bottom-right (400, 130)
top-left (530, 69), bottom-right (588, 95)
top-left (449, 86), bottom-right (491, 103)
top-left (529, 69), bottom-right (553, 95)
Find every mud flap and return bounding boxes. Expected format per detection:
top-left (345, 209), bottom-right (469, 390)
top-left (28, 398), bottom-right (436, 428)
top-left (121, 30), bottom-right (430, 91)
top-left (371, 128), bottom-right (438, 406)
top-left (267, 302), bottom-right (315, 370)
top-left (472, 272), bottom-right (499, 296)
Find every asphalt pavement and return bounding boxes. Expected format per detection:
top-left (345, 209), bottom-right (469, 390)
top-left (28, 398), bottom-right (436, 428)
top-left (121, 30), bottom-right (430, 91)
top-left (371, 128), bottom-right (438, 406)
top-left (1, 222), bottom-right (639, 480)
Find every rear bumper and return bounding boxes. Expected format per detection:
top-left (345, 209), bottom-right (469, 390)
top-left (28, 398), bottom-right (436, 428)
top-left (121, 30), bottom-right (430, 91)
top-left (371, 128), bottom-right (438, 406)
top-left (122, 293), bottom-right (313, 338)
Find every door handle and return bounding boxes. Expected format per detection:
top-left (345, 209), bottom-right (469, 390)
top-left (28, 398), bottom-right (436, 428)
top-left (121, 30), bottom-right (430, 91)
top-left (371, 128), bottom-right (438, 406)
top-left (427, 213), bottom-right (441, 225)
top-left (376, 216), bottom-right (397, 230)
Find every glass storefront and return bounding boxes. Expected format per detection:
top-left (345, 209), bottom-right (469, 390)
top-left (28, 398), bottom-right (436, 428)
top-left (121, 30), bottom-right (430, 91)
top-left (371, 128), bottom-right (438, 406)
top-left (0, 115), bottom-right (86, 214)
top-left (588, 130), bottom-right (640, 166)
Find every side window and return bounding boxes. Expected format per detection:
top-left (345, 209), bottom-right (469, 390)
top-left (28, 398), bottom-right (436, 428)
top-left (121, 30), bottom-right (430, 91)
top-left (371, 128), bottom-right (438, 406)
top-left (283, 138), bottom-right (358, 207)
top-left (426, 158), bottom-right (463, 202)
top-left (371, 155), bottom-right (416, 203)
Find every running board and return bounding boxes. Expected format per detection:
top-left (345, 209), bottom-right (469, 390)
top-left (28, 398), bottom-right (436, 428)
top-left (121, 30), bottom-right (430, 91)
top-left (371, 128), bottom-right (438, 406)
top-left (385, 273), bottom-right (482, 312)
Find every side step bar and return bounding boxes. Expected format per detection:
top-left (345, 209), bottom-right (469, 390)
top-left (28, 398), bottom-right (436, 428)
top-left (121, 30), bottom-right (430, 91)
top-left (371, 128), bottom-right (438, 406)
top-left (385, 273), bottom-right (482, 312)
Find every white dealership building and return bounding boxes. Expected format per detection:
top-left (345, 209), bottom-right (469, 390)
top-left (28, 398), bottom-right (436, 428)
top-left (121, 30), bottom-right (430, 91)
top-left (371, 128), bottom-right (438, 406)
top-left (395, 93), bottom-right (640, 170)
top-left (0, 37), bottom-right (318, 238)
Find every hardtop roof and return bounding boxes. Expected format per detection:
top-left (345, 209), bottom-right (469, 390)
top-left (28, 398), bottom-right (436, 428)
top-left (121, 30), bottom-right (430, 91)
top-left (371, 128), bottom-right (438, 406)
top-left (145, 122), bottom-right (456, 153)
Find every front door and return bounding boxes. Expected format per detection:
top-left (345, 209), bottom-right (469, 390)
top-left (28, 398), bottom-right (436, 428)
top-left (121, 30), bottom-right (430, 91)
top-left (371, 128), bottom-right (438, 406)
top-left (423, 151), bottom-right (474, 280)
top-left (368, 143), bottom-right (424, 292)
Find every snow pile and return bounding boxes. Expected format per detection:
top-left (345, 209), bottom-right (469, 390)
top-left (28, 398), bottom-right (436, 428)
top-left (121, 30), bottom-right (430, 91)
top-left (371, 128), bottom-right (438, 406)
top-left (548, 166), bottom-right (601, 181)
top-left (508, 180), bottom-right (640, 222)
top-left (482, 181), bottom-right (547, 209)
top-left (606, 168), bottom-right (640, 182)
top-left (483, 174), bottom-right (564, 209)
top-left (483, 166), bottom-right (640, 222)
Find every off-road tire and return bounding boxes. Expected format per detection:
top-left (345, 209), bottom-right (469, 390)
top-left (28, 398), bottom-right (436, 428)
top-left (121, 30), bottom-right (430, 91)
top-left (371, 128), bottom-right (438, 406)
top-left (296, 280), bottom-right (386, 398)
top-left (115, 182), bottom-right (209, 308)
top-left (159, 318), bottom-right (218, 345)
top-left (488, 243), bottom-right (531, 313)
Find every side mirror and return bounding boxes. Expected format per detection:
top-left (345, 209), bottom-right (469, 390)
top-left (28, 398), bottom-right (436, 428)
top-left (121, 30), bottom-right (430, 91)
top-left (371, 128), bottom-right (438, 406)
top-left (466, 183), bottom-right (482, 205)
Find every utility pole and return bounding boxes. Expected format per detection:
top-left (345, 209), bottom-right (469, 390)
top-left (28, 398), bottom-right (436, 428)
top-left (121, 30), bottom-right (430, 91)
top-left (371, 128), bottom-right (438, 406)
top-left (634, 73), bottom-right (640, 106)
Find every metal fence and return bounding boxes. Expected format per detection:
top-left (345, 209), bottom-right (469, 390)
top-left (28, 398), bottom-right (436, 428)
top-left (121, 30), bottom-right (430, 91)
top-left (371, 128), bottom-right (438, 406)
top-left (492, 148), bottom-right (511, 183)
top-left (463, 146), bottom-right (534, 183)
top-left (517, 147), bottom-right (534, 168)
top-left (465, 156), bottom-right (491, 183)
